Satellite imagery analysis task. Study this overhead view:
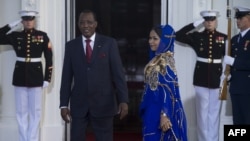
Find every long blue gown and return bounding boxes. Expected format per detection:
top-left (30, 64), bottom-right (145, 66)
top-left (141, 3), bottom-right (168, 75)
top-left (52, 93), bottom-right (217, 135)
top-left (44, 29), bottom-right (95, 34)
top-left (139, 25), bottom-right (188, 141)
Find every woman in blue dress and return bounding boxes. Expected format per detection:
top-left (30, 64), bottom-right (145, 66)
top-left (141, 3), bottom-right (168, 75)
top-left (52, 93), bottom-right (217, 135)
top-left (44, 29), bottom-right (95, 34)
top-left (139, 24), bottom-right (188, 141)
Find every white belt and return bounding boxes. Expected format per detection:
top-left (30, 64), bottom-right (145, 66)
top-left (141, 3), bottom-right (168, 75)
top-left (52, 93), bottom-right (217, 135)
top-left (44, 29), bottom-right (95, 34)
top-left (17, 57), bottom-right (41, 62)
top-left (197, 57), bottom-right (221, 64)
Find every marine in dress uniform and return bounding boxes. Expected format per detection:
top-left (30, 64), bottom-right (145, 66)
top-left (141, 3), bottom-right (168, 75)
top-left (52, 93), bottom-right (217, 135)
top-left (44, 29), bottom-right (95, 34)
top-left (0, 10), bottom-right (53, 141)
top-left (223, 6), bottom-right (250, 125)
top-left (175, 10), bottom-right (227, 141)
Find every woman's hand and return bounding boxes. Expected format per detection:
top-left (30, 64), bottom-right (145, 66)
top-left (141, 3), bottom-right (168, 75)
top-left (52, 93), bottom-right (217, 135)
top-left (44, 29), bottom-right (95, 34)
top-left (160, 114), bottom-right (172, 132)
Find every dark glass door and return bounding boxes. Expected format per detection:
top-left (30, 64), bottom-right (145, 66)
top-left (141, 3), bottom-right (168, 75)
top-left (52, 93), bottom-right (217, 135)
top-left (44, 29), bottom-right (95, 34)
top-left (75, 0), bottom-right (161, 133)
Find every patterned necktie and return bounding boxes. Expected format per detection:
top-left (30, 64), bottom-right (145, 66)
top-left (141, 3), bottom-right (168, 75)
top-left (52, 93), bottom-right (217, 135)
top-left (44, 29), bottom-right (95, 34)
top-left (85, 39), bottom-right (92, 63)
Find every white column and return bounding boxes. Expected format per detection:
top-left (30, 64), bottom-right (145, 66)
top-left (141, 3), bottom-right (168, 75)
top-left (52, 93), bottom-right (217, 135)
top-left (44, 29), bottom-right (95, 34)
top-left (0, 0), bottom-right (21, 140)
top-left (35, 0), bottom-right (66, 141)
top-left (169, 0), bottom-right (204, 141)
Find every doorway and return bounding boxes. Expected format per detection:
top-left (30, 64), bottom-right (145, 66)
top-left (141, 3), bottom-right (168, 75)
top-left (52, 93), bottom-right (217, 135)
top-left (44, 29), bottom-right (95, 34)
top-left (73, 0), bottom-right (161, 136)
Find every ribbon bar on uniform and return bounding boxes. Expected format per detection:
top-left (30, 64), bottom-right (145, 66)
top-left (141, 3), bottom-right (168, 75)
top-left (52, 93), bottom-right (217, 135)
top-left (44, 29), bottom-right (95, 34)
top-left (17, 57), bottom-right (41, 62)
top-left (197, 57), bottom-right (221, 63)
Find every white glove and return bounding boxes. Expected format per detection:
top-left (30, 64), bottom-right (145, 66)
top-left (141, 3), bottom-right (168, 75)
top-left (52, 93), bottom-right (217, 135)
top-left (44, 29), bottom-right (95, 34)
top-left (8, 19), bottom-right (22, 28)
top-left (223, 55), bottom-right (235, 66)
top-left (193, 19), bottom-right (205, 27)
top-left (220, 74), bottom-right (226, 87)
top-left (43, 81), bottom-right (49, 88)
top-left (227, 74), bottom-right (231, 80)
top-left (220, 74), bottom-right (231, 87)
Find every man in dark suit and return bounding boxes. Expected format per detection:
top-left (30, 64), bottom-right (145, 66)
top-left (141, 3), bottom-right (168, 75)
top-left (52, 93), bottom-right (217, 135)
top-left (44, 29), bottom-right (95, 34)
top-left (175, 10), bottom-right (227, 141)
top-left (223, 6), bottom-right (250, 125)
top-left (60, 9), bottom-right (129, 141)
top-left (0, 10), bottom-right (53, 141)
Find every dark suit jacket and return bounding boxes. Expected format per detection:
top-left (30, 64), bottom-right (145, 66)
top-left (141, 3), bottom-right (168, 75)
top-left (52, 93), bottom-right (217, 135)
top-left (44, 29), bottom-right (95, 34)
top-left (229, 30), bottom-right (250, 94)
top-left (60, 33), bottom-right (129, 117)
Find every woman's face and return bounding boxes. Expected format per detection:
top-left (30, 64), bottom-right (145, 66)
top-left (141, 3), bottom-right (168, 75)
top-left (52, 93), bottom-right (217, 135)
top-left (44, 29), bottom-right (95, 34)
top-left (148, 29), bottom-right (160, 51)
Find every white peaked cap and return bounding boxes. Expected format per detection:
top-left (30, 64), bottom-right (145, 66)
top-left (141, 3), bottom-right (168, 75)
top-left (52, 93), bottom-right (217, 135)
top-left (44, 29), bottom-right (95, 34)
top-left (200, 10), bottom-right (219, 17)
top-left (19, 10), bottom-right (39, 17)
top-left (234, 6), bottom-right (250, 12)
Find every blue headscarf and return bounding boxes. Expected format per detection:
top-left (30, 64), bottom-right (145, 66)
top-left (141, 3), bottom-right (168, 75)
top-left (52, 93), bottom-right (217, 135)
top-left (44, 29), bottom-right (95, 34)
top-left (155, 24), bottom-right (176, 55)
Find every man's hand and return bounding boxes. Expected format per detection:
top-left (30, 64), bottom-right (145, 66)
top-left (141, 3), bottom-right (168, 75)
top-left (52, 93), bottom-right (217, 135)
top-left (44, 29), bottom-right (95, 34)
top-left (117, 102), bottom-right (128, 120)
top-left (61, 108), bottom-right (71, 123)
top-left (223, 55), bottom-right (235, 66)
top-left (8, 19), bottom-right (22, 28)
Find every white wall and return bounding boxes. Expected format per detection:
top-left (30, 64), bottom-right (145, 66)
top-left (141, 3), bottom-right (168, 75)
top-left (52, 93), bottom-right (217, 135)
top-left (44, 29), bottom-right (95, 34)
top-left (0, 1), bottom-right (21, 140)
top-left (37, 0), bottom-right (65, 141)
